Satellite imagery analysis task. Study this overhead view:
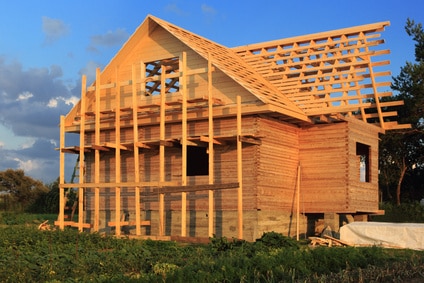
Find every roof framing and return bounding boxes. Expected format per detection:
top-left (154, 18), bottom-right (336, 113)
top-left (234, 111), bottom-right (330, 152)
top-left (233, 22), bottom-right (408, 130)
top-left (66, 16), bottom-right (408, 130)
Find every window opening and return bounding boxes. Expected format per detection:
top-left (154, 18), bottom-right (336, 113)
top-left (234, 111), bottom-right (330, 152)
top-left (187, 146), bottom-right (209, 176)
top-left (145, 57), bottom-right (179, 95)
top-left (356, 142), bottom-right (370, 182)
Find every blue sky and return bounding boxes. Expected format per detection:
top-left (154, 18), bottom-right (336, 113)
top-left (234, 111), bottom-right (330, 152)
top-left (0, 0), bottom-right (423, 183)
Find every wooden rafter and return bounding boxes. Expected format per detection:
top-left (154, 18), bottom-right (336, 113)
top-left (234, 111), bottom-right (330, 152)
top-left (145, 57), bottom-right (180, 95)
top-left (233, 22), bottom-right (406, 130)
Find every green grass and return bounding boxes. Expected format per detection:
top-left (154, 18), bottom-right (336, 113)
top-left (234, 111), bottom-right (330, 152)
top-left (0, 225), bottom-right (423, 282)
top-left (0, 212), bottom-right (57, 225)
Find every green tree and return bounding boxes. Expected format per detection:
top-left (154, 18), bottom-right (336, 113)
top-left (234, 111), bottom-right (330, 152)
top-left (27, 178), bottom-right (61, 213)
top-left (380, 19), bottom-right (424, 205)
top-left (0, 169), bottom-right (48, 211)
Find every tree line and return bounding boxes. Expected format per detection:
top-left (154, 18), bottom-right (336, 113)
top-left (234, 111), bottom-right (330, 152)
top-left (0, 169), bottom-right (60, 213)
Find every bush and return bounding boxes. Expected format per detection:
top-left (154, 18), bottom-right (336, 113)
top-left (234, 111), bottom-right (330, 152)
top-left (256, 231), bottom-right (300, 249)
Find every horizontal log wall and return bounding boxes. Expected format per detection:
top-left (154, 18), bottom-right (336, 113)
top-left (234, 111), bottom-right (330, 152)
top-left (256, 116), bottom-right (300, 210)
top-left (347, 119), bottom-right (380, 212)
top-left (299, 122), bottom-right (349, 212)
top-left (82, 116), bottom-right (260, 236)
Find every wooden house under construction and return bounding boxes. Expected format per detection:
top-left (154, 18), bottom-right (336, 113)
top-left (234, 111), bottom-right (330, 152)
top-left (56, 15), bottom-right (407, 241)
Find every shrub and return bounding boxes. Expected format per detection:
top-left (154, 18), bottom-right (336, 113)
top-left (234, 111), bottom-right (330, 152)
top-left (255, 231), bottom-right (300, 249)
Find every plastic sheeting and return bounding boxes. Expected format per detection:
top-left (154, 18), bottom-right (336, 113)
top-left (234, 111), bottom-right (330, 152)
top-left (339, 222), bottom-right (424, 250)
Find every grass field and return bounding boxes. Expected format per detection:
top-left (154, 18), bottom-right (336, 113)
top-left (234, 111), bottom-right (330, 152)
top-left (1, 212), bottom-right (424, 282)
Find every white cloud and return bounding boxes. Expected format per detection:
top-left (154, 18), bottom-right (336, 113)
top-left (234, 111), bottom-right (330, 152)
top-left (42, 16), bottom-right (69, 45)
top-left (20, 138), bottom-right (36, 149)
top-left (16, 91), bottom-right (33, 101)
top-left (87, 28), bottom-right (129, 53)
top-left (92, 28), bottom-right (128, 47)
top-left (49, 139), bottom-right (57, 147)
top-left (47, 98), bottom-right (58, 108)
top-left (13, 158), bottom-right (38, 173)
top-left (47, 96), bottom-right (79, 108)
top-left (65, 96), bottom-right (79, 106)
top-left (165, 3), bottom-right (189, 16)
top-left (201, 4), bottom-right (216, 15)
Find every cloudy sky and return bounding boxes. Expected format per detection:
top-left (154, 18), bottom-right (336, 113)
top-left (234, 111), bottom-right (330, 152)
top-left (0, 0), bottom-right (423, 184)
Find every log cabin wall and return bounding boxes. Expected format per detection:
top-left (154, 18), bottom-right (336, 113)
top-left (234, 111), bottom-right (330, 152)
top-left (82, 116), bottom-right (261, 239)
top-left (81, 115), bottom-right (310, 240)
top-left (346, 119), bottom-right (381, 213)
top-left (254, 116), bottom-right (308, 238)
top-left (298, 122), bottom-right (350, 213)
top-left (256, 116), bottom-right (300, 210)
top-left (298, 120), bottom-right (381, 214)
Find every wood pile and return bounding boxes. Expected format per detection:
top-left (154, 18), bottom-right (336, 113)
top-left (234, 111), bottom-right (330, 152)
top-left (309, 235), bottom-right (351, 247)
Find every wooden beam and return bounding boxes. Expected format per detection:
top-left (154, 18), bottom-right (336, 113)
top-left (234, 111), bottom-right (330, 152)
top-left (78, 74), bottom-right (86, 232)
top-left (94, 67), bottom-right (101, 232)
top-left (239, 136), bottom-right (262, 145)
top-left (159, 64), bottom-right (166, 236)
top-left (232, 21), bottom-right (389, 54)
top-left (152, 183), bottom-right (239, 195)
top-left (200, 135), bottom-right (224, 145)
top-left (54, 221), bottom-right (91, 229)
top-left (237, 95), bottom-right (243, 239)
top-left (108, 220), bottom-right (151, 227)
top-left (58, 115), bottom-right (65, 230)
top-left (91, 144), bottom-right (110, 151)
top-left (60, 180), bottom-right (181, 189)
top-left (296, 163), bottom-right (301, 241)
top-left (208, 53), bottom-right (214, 238)
top-left (115, 67), bottom-right (121, 237)
top-left (181, 51), bottom-right (187, 237)
top-left (132, 63), bottom-right (141, 236)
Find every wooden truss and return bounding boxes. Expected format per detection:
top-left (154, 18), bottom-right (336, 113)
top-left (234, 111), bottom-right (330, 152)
top-left (233, 21), bottom-right (408, 130)
top-left (151, 16), bottom-right (407, 129)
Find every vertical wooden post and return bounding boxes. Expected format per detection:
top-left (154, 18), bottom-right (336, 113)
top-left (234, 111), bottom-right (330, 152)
top-left (207, 54), bottom-right (214, 238)
top-left (159, 65), bottom-right (166, 236)
top-left (237, 95), bottom-right (243, 239)
top-left (132, 63), bottom-right (141, 236)
top-left (78, 75), bottom-right (87, 232)
top-left (115, 67), bottom-right (121, 236)
top-left (94, 68), bottom-right (101, 232)
top-left (296, 163), bottom-right (301, 241)
top-left (180, 52), bottom-right (187, 237)
top-left (58, 115), bottom-right (65, 230)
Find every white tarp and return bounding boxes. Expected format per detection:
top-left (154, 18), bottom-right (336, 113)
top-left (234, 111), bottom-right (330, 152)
top-left (339, 222), bottom-right (424, 250)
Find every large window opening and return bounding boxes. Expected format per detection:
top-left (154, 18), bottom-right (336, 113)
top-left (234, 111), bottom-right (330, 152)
top-left (187, 146), bottom-right (209, 176)
top-left (145, 57), bottom-right (179, 95)
top-left (356, 142), bottom-right (370, 182)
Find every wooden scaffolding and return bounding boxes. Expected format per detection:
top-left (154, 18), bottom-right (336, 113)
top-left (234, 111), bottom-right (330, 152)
top-left (56, 53), bottom-right (245, 239)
